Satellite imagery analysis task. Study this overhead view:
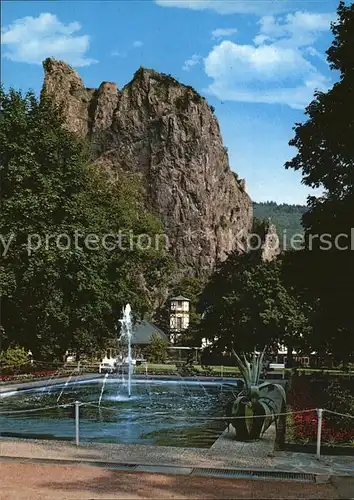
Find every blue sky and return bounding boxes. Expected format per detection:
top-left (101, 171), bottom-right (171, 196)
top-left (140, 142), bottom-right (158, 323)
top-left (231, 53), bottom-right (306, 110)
top-left (1, 0), bottom-right (341, 204)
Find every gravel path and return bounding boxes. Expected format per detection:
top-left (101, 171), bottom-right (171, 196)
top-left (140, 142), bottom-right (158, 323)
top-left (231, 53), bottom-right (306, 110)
top-left (0, 462), bottom-right (338, 500)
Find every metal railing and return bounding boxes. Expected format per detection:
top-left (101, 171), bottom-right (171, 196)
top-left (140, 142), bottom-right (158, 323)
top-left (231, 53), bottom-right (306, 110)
top-left (1, 402), bottom-right (353, 458)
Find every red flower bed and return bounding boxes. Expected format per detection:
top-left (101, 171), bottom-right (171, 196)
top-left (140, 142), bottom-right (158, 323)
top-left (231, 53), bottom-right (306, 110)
top-left (292, 411), bottom-right (320, 441)
top-left (288, 376), bottom-right (354, 444)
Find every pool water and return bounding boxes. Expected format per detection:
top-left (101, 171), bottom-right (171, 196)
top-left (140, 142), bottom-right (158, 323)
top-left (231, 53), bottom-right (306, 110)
top-left (0, 378), bottom-right (239, 447)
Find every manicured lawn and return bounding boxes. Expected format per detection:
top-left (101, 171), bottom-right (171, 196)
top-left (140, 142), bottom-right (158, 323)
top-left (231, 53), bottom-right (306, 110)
top-left (134, 364), bottom-right (240, 375)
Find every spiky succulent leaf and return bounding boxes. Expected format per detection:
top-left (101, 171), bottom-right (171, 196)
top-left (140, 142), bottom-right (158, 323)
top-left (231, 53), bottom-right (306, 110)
top-left (232, 395), bottom-right (247, 416)
top-left (232, 349), bottom-right (250, 391)
top-left (250, 386), bottom-right (261, 400)
top-left (243, 354), bottom-right (252, 382)
top-left (258, 382), bottom-right (286, 405)
top-left (251, 352), bottom-right (258, 384)
top-left (258, 400), bottom-right (274, 435)
top-left (246, 360), bottom-right (252, 383)
top-left (259, 396), bottom-right (277, 413)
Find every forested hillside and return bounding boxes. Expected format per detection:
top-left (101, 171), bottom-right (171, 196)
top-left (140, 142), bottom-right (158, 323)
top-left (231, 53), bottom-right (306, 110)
top-left (253, 202), bottom-right (307, 243)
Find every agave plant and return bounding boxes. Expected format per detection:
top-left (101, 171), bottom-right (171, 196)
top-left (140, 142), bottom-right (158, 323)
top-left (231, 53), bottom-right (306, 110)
top-left (229, 348), bottom-right (286, 440)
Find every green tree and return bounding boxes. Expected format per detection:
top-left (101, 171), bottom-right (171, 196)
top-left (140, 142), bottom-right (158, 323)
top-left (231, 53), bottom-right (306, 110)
top-left (0, 88), bottom-right (172, 359)
top-left (198, 249), bottom-right (311, 364)
top-left (285, 2), bottom-right (354, 361)
top-left (145, 332), bottom-right (169, 363)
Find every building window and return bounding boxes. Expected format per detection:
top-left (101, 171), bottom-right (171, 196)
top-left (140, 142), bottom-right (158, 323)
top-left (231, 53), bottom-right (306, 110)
top-left (176, 317), bottom-right (182, 330)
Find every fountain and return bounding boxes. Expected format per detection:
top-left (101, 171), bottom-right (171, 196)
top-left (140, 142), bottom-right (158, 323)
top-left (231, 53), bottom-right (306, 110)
top-left (0, 302), bottom-right (241, 447)
top-left (119, 303), bottom-right (133, 398)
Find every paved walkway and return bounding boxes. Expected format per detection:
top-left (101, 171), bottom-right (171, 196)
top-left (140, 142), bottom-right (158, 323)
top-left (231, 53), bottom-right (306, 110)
top-left (0, 461), bottom-right (340, 500)
top-left (210, 419), bottom-right (276, 458)
top-left (0, 437), bottom-right (353, 477)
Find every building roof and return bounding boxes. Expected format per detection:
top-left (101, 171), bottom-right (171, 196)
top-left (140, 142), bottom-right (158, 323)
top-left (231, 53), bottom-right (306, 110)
top-left (170, 295), bottom-right (190, 301)
top-left (130, 320), bottom-right (169, 345)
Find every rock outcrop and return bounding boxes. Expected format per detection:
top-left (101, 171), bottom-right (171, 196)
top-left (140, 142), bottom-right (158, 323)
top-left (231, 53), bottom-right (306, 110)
top-left (42, 58), bottom-right (253, 276)
top-left (261, 220), bottom-right (281, 262)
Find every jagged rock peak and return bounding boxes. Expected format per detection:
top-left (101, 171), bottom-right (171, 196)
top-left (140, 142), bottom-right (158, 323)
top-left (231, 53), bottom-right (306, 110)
top-left (261, 220), bottom-right (281, 262)
top-left (130, 66), bottom-right (181, 86)
top-left (42, 58), bottom-right (85, 92)
top-left (42, 58), bottom-right (253, 277)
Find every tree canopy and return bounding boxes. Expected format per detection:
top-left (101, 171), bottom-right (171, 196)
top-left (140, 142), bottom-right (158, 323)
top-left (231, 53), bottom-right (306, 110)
top-left (0, 88), bottom-right (172, 359)
top-left (198, 249), bottom-right (311, 358)
top-left (285, 1), bottom-right (354, 360)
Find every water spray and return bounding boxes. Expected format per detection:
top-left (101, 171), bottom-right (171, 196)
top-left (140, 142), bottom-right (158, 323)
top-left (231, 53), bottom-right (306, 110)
top-left (119, 304), bottom-right (133, 398)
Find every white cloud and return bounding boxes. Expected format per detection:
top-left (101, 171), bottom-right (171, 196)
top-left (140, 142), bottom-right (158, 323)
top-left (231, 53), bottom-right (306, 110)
top-left (212, 28), bottom-right (237, 40)
top-left (110, 50), bottom-right (126, 58)
top-left (1, 13), bottom-right (97, 67)
top-left (132, 40), bottom-right (143, 48)
top-left (204, 11), bottom-right (334, 109)
top-left (255, 11), bottom-right (335, 47)
top-left (155, 0), bottom-right (294, 15)
top-left (182, 54), bottom-right (201, 71)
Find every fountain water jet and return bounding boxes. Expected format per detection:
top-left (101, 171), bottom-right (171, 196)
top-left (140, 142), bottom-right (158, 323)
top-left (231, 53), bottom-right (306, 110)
top-left (119, 304), bottom-right (133, 398)
top-left (56, 363), bottom-right (81, 403)
top-left (99, 373), bottom-right (109, 406)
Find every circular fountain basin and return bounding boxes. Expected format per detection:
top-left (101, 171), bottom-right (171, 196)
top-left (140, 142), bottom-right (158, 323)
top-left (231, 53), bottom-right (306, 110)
top-left (0, 377), bottom-right (239, 448)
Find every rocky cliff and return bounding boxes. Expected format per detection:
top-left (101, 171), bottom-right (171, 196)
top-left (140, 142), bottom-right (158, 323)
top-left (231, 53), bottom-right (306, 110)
top-left (42, 58), bottom-right (253, 276)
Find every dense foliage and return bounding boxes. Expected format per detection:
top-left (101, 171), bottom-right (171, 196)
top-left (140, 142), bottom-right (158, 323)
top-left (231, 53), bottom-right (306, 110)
top-left (0, 88), bottom-right (172, 360)
top-left (285, 1), bottom-right (354, 361)
top-left (145, 332), bottom-right (169, 363)
top-left (198, 243), bottom-right (311, 360)
top-left (0, 346), bottom-right (29, 368)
